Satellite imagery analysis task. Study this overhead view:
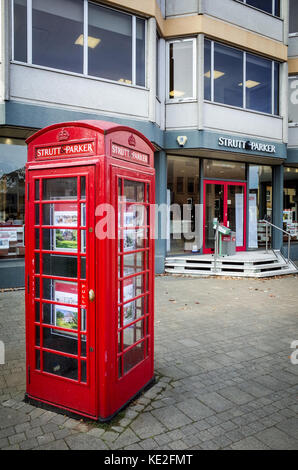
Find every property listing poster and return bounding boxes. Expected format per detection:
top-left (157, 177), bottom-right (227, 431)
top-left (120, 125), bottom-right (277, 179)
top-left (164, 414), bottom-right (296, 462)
top-left (54, 281), bottom-right (78, 337)
top-left (53, 203), bottom-right (78, 252)
top-left (122, 276), bottom-right (136, 326)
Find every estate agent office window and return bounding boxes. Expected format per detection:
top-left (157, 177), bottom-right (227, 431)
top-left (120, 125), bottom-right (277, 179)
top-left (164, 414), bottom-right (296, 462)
top-left (0, 144), bottom-right (26, 258)
top-left (167, 38), bottom-right (196, 101)
top-left (13, 0), bottom-right (146, 87)
top-left (204, 39), bottom-right (279, 116)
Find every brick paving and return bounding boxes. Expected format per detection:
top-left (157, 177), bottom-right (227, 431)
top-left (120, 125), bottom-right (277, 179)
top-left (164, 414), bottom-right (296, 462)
top-left (0, 275), bottom-right (297, 450)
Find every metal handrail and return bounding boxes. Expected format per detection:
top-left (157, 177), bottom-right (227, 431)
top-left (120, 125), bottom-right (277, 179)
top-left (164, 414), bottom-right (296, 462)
top-left (259, 219), bottom-right (294, 263)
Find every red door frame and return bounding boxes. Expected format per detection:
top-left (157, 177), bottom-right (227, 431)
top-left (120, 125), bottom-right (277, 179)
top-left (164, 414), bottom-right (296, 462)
top-left (106, 164), bottom-right (155, 418)
top-left (26, 165), bottom-right (97, 419)
top-left (203, 180), bottom-right (247, 254)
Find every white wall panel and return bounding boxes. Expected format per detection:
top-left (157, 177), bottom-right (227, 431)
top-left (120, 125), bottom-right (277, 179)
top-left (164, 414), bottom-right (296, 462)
top-left (288, 126), bottom-right (298, 147)
top-left (10, 64), bottom-right (149, 119)
top-left (202, 0), bottom-right (284, 43)
top-left (166, 0), bottom-right (198, 17)
top-left (204, 102), bottom-right (283, 141)
top-left (165, 102), bottom-right (197, 129)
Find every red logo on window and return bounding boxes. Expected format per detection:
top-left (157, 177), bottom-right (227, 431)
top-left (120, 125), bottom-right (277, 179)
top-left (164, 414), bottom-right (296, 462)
top-left (128, 134), bottom-right (136, 147)
top-left (57, 128), bottom-right (70, 142)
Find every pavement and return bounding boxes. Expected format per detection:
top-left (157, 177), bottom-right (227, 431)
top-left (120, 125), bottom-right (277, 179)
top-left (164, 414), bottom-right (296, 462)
top-left (0, 274), bottom-right (298, 450)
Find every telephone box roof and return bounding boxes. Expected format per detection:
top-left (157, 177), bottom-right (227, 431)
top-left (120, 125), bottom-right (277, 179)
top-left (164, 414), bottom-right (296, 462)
top-left (26, 120), bottom-right (156, 151)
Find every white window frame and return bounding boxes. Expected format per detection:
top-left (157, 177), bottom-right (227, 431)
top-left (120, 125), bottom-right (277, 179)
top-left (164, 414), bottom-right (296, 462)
top-left (289, 0), bottom-right (298, 36)
top-left (166, 38), bottom-right (197, 103)
top-left (289, 75), bottom-right (298, 126)
top-left (205, 39), bottom-right (280, 117)
top-left (11, 0), bottom-right (147, 88)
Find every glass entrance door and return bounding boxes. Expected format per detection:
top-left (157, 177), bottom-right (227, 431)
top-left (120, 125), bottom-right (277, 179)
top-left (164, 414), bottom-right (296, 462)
top-left (27, 166), bottom-right (96, 417)
top-left (203, 180), bottom-right (246, 254)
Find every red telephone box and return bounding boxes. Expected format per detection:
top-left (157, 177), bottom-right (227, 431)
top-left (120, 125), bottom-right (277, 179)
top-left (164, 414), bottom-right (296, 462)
top-left (25, 120), bottom-right (155, 421)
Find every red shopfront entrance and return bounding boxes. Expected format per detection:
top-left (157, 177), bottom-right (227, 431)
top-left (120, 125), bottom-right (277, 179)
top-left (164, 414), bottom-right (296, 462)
top-left (25, 120), bottom-right (155, 421)
top-left (203, 180), bottom-right (247, 254)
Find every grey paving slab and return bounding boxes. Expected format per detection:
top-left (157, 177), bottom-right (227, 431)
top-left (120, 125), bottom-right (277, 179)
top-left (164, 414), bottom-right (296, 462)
top-left (130, 412), bottom-right (167, 439)
top-left (197, 392), bottom-right (233, 413)
top-left (176, 398), bottom-right (215, 420)
top-left (254, 427), bottom-right (298, 450)
top-left (276, 418), bottom-right (298, 438)
top-left (231, 436), bottom-right (271, 450)
top-left (218, 386), bottom-right (255, 406)
top-left (151, 405), bottom-right (193, 431)
top-left (0, 276), bottom-right (298, 450)
top-left (65, 434), bottom-right (109, 450)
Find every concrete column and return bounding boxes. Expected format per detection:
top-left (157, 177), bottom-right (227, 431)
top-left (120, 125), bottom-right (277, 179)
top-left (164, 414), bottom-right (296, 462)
top-left (272, 165), bottom-right (284, 250)
top-left (197, 34), bottom-right (204, 130)
top-left (281, 0), bottom-right (289, 45)
top-left (147, 17), bottom-right (156, 123)
top-left (0, 0), bottom-right (10, 107)
top-left (154, 150), bottom-right (167, 274)
top-left (280, 61), bottom-right (288, 144)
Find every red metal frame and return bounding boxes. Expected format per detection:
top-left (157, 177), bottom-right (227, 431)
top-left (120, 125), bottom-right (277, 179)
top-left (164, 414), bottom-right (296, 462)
top-left (25, 121), bottom-right (155, 421)
top-left (203, 180), bottom-right (247, 254)
top-left (26, 166), bottom-right (97, 417)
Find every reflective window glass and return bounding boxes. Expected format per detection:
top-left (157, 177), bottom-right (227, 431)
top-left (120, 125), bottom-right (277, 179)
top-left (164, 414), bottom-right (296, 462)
top-left (283, 168), bottom-right (298, 243)
top-left (246, 53), bottom-right (272, 114)
top-left (274, 62), bottom-right (279, 116)
top-left (124, 180), bottom-right (145, 202)
top-left (204, 39), bottom-right (211, 101)
top-left (169, 40), bottom-right (194, 100)
top-left (123, 320), bottom-right (144, 350)
top-left (42, 178), bottom-right (77, 200)
top-left (203, 160), bottom-right (246, 180)
top-left (214, 43), bottom-right (243, 108)
top-left (88, 4), bottom-right (132, 83)
top-left (32, 0), bottom-right (84, 73)
top-left (13, 0), bottom-right (27, 62)
top-left (43, 351), bottom-right (78, 380)
top-left (289, 77), bottom-right (298, 124)
top-left (42, 327), bottom-right (78, 356)
top-left (123, 341), bottom-right (144, 374)
top-left (246, 0), bottom-right (273, 14)
top-left (136, 18), bottom-right (146, 87)
top-left (289, 0), bottom-right (298, 33)
top-left (42, 253), bottom-right (77, 278)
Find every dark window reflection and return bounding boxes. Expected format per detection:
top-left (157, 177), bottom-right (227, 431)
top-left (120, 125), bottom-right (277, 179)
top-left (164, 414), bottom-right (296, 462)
top-left (136, 18), bottom-right (145, 87)
top-left (42, 177), bottom-right (77, 200)
top-left (246, 0), bottom-right (273, 14)
top-left (204, 39), bottom-right (211, 101)
top-left (88, 4), bottom-right (132, 83)
top-left (43, 351), bottom-right (78, 380)
top-left (246, 53), bottom-right (272, 114)
top-left (14, 0), bottom-right (27, 62)
top-left (32, 0), bottom-right (84, 73)
top-left (214, 43), bottom-right (243, 108)
top-left (289, 0), bottom-right (298, 33)
top-left (274, 62), bottom-right (279, 116)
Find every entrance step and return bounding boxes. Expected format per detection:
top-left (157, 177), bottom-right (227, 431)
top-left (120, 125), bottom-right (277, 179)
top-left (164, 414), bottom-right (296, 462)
top-left (165, 250), bottom-right (298, 278)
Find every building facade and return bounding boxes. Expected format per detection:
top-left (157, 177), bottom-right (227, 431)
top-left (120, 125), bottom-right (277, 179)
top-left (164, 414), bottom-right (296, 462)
top-left (0, 0), bottom-right (297, 286)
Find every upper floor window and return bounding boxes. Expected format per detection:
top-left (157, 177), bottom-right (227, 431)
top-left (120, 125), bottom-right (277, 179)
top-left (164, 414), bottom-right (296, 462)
top-left (204, 39), bottom-right (279, 116)
top-left (289, 77), bottom-right (298, 124)
top-left (238, 0), bottom-right (280, 16)
top-left (167, 38), bottom-right (196, 101)
top-left (12, 0), bottom-right (146, 87)
top-left (289, 0), bottom-right (298, 35)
